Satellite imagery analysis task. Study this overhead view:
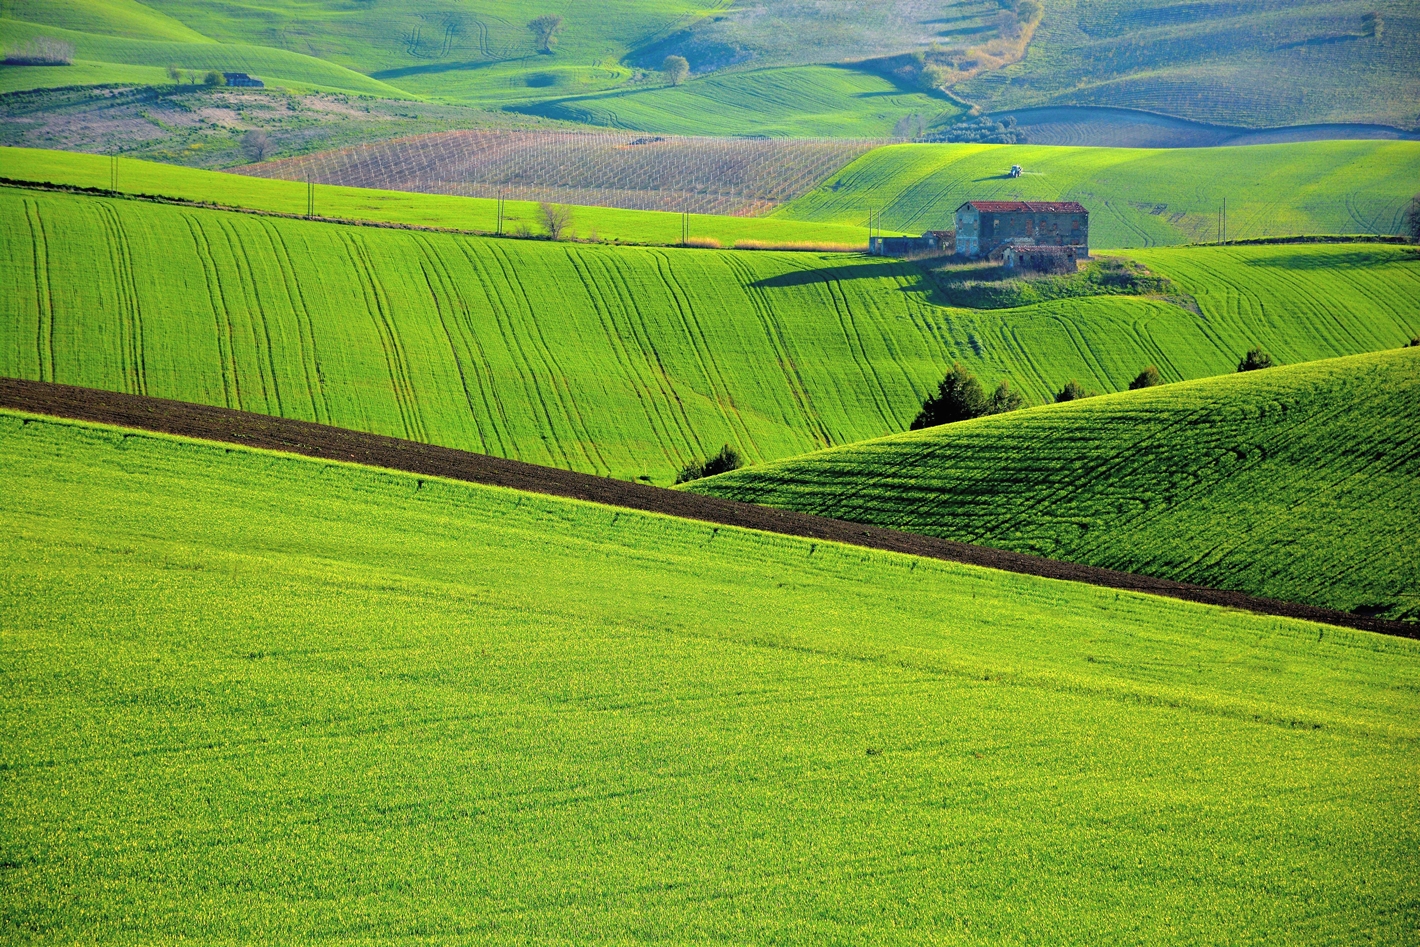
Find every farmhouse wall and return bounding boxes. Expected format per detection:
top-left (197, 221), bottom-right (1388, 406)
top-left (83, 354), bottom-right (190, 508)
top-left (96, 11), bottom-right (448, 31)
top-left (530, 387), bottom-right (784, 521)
top-left (954, 201), bottom-right (1088, 258)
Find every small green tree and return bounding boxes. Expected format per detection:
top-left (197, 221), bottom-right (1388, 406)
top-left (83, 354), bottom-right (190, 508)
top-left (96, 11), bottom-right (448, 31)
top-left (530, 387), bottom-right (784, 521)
top-left (1361, 11), bottom-right (1384, 38)
top-left (1237, 347), bottom-right (1274, 372)
top-left (1128, 366), bottom-right (1162, 390)
top-left (661, 54), bottom-right (689, 86)
top-left (528, 14), bottom-right (563, 52)
top-left (911, 362), bottom-right (987, 429)
top-left (1055, 380), bottom-right (1087, 403)
top-left (165, 64), bottom-right (182, 84)
top-left (986, 379), bottom-right (1024, 415)
top-left (203, 69), bottom-right (225, 87)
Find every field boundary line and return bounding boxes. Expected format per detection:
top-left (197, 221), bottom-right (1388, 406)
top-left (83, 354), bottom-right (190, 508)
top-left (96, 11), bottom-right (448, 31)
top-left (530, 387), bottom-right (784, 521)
top-left (1, 378), bottom-right (1414, 639)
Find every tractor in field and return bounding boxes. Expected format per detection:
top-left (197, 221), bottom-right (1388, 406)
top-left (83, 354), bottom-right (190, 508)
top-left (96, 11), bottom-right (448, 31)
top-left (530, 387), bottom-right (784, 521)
top-left (1008, 164), bottom-right (1023, 178)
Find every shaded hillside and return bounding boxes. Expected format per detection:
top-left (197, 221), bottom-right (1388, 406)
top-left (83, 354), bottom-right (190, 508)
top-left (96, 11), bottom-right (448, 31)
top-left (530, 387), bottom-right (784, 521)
top-left (3, 409), bottom-right (1418, 943)
top-left (686, 348), bottom-right (1420, 621)
top-left (2, 185), bottom-right (1416, 481)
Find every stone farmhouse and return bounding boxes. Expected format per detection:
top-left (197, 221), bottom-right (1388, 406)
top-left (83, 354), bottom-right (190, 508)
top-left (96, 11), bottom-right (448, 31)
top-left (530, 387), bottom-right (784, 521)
top-left (954, 200), bottom-right (1088, 259)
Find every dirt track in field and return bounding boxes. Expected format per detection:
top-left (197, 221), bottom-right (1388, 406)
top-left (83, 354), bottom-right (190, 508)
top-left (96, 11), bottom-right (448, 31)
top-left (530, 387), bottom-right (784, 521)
top-left (3, 377), bottom-right (1413, 639)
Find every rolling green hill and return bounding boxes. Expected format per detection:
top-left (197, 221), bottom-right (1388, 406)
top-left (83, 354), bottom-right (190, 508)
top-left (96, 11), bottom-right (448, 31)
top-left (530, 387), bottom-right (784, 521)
top-left (0, 17), bottom-right (411, 98)
top-left (3, 409), bottom-right (1418, 943)
top-left (776, 139), bottom-right (1420, 246)
top-left (514, 64), bottom-right (960, 138)
top-left (0, 0), bottom-right (980, 136)
top-left (962, 0), bottom-right (1420, 128)
top-left (2, 183), bottom-right (1416, 482)
top-left (686, 348), bottom-right (1420, 621)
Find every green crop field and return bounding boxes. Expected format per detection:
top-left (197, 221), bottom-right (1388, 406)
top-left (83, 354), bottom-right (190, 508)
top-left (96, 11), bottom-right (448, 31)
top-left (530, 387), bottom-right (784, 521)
top-left (0, 0), bottom-right (981, 135)
top-left (776, 139), bottom-right (1420, 246)
top-left (0, 16), bottom-right (409, 98)
top-left (2, 183), bottom-right (1417, 482)
top-left (515, 64), bottom-right (960, 139)
top-left (0, 146), bottom-right (876, 247)
top-left (961, 0), bottom-right (1420, 129)
top-left (686, 348), bottom-right (1420, 622)
top-left (3, 410), bottom-right (1418, 943)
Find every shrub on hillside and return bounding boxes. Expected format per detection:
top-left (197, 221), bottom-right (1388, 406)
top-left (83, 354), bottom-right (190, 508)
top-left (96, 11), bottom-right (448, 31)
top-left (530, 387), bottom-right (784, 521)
top-left (1055, 380), bottom-right (1094, 403)
top-left (203, 70), bottom-right (225, 87)
top-left (987, 379), bottom-right (1024, 414)
top-left (1237, 347), bottom-right (1274, 372)
top-left (1409, 336), bottom-right (1420, 347)
top-left (912, 366), bottom-right (1027, 429)
top-left (911, 363), bottom-right (986, 429)
top-left (675, 444), bottom-right (743, 484)
top-left (4, 38), bottom-right (74, 65)
top-left (1129, 366), bottom-right (1162, 389)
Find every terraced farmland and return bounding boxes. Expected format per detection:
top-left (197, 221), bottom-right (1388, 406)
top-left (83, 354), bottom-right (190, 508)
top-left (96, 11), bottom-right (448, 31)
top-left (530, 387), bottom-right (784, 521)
top-left (239, 128), bottom-right (882, 216)
top-left (687, 348), bottom-right (1420, 622)
top-left (777, 139), bottom-right (1420, 246)
top-left (2, 184), bottom-right (1417, 481)
top-left (3, 410), bottom-right (1418, 943)
top-left (515, 64), bottom-right (961, 138)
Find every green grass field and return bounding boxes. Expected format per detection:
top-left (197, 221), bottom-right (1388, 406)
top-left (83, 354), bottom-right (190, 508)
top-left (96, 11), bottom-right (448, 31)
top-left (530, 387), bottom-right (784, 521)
top-left (686, 348), bottom-right (1420, 621)
top-left (0, 0), bottom-right (973, 136)
top-left (961, 0), bottom-right (1420, 128)
top-left (2, 410), bottom-right (1418, 943)
top-left (0, 146), bottom-right (876, 247)
top-left (514, 64), bottom-right (960, 138)
top-left (3, 0), bottom-right (716, 104)
top-left (0, 16), bottom-right (409, 98)
top-left (2, 184), bottom-right (1416, 482)
top-left (776, 139), bottom-right (1420, 246)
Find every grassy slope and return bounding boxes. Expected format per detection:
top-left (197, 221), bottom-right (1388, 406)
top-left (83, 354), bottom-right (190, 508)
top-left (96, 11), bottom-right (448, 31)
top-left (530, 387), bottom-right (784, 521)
top-left (776, 139), bottom-right (1420, 246)
top-left (962, 0), bottom-right (1420, 128)
top-left (514, 65), bottom-right (960, 138)
top-left (2, 410), bottom-right (1418, 944)
top-left (0, 146), bottom-right (875, 246)
top-left (131, 0), bottom-right (717, 105)
top-left (687, 348), bottom-right (1420, 621)
top-left (0, 17), bottom-right (410, 97)
top-left (3, 0), bottom-right (966, 136)
top-left (9, 0), bottom-right (212, 43)
top-left (2, 184), bottom-right (1416, 482)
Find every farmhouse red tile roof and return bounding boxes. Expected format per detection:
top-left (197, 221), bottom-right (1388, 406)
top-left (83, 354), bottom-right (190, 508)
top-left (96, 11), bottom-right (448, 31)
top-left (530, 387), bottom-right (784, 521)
top-left (959, 200), bottom-right (1088, 213)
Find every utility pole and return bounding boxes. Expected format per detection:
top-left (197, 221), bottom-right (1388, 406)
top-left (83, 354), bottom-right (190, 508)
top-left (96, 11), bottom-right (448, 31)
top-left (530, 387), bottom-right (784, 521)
top-left (110, 153), bottom-right (118, 192)
top-left (496, 188), bottom-right (505, 236)
top-left (1223, 196), bottom-right (1227, 244)
top-left (306, 179), bottom-right (315, 219)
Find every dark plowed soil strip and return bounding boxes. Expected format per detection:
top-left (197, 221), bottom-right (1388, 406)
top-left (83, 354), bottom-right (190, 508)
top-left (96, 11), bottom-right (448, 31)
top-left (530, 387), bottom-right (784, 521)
top-left (3, 377), bottom-right (1414, 639)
